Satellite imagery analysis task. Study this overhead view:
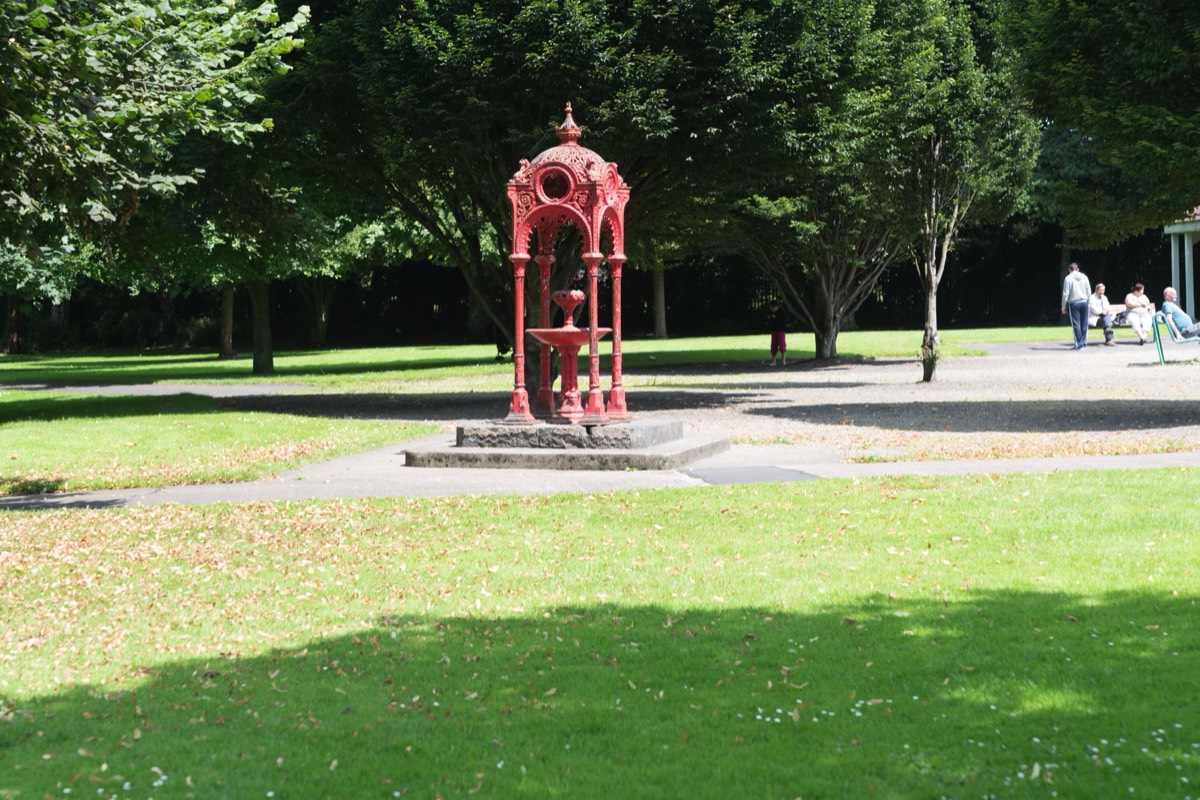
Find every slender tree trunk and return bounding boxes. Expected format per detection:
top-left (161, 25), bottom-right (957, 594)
top-left (1059, 228), bottom-right (1072, 322)
top-left (50, 300), bottom-right (69, 328)
top-left (247, 279), bottom-right (274, 375)
top-left (921, 284), bottom-right (939, 382)
top-left (313, 305), bottom-right (329, 347)
top-left (218, 283), bottom-right (236, 360)
top-left (3, 295), bottom-right (28, 355)
top-left (653, 268), bottom-right (668, 339)
top-left (297, 276), bottom-right (335, 347)
top-left (157, 287), bottom-right (175, 346)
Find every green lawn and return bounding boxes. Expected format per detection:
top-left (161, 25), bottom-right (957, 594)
top-left (2, 470), bottom-right (1198, 798)
top-left (0, 390), bottom-right (436, 493)
top-left (0, 325), bottom-right (1162, 493)
top-left (0, 327), bottom-right (1076, 389)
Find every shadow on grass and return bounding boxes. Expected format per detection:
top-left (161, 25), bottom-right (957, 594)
top-left (3, 592), bottom-right (1196, 798)
top-left (0, 489), bottom-right (127, 510)
top-left (0, 475), bottom-right (65, 495)
top-left (0, 393), bottom-right (226, 424)
top-left (1, 347), bottom-right (876, 388)
top-left (748, 398), bottom-right (1200, 434)
top-left (0, 351), bottom-right (504, 385)
top-left (6, 383), bottom-right (1197, 443)
top-left (221, 389), bottom-right (756, 420)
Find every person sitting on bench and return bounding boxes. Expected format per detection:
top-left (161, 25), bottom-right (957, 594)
top-left (1088, 284), bottom-right (1116, 346)
top-left (1124, 283), bottom-right (1155, 344)
top-left (1162, 287), bottom-right (1200, 339)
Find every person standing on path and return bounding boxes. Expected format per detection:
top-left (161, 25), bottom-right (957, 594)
top-left (767, 300), bottom-right (787, 366)
top-left (1061, 262), bottom-right (1092, 349)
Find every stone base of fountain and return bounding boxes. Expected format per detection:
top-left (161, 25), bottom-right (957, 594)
top-left (403, 419), bottom-right (728, 471)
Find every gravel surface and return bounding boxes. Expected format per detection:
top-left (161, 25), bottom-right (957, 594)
top-left (3, 339), bottom-right (1197, 508)
top-left (217, 339), bottom-right (1200, 463)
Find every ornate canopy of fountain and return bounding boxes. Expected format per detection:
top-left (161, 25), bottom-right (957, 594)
top-left (400, 103), bottom-right (730, 470)
top-left (503, 103), bottom-right (631, 426)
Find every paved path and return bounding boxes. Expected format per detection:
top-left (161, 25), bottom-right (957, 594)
top-left (3, 438), bottom-right (1198, 511)
top-left (2, 339), bottom-right (1197, 510)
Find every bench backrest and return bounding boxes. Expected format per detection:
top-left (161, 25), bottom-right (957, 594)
top-left (1154, 311), bottom-right (1191, 344)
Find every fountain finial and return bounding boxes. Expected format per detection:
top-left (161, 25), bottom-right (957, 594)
top-left (556, 101), bottom-right (582, 145)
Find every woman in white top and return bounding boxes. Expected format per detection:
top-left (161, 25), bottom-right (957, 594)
top-left (1124, 282), bottom-right (1155, 344)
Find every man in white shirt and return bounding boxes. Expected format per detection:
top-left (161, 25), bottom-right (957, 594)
top-left (1088, 283), bottom-right (1116, 346)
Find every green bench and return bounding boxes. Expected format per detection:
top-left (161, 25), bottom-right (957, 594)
top-left (1151, 311), bottom-right (1200, 364)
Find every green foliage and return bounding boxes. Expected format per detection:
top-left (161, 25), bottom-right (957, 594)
top-left (0, 0), bottom-right (309, 238)
top-left (279, 0), bottom-right (866, 337)
top-left (734, 0), bottom-right (1037, 363)
top-left (1028, 124), bottom-right (1159, 250)
top-left (0, 235), bottom-right (101, 304)
top-left (1007, 0), bottom-right (1200, 242)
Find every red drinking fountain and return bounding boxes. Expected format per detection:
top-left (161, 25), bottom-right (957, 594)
top-left (528, 289), bottom-right (610, 424)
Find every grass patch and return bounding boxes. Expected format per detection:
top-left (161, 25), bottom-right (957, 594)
top-left (0, 345), bottom-right (511, 387)
top-left (0, 327), bottom-right (1073, 390)
top-left (2, 470), bottom-right (1198, 797)
top-left (0, 391), bottom-right (436, 493)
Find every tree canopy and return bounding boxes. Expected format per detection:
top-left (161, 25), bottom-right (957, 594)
top-left (1008, 0), bottom-right (1200, 243)
top-left (274, 0), bottom-right (844, 340)
top-left (726, 0), bottom-right (1037, 363)
top-left (0, 0), bottom-right (308, 240)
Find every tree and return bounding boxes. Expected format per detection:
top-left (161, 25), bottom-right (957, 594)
top-left (729, 0), bottom-right (920, 359)
top-left (895, 0), bottom-right (1037, 381)
top-left (116, 139), bottom-right (319, 374)
top-left (1, 1), bottom-right (308, 242)
top-left (273, 0), bottom-right (844, 355)
top-left (1007, 0), bottom-right (1200, 242)
top-left (1027, 123), bottom-right (1152, 254)
top-left (0, 235), bottom-right (99, 353)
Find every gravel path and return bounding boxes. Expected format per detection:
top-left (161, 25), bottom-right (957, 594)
top-left (8, 339), bottom-right (1199, 465)
top-left (217, 339), bottom-right (1200, 463)
top-left (3, 339), bottom-right (1198, 508)
top-left (640, 340), bottom-right (1200, 460)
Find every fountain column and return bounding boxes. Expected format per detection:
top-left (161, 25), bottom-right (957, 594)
top-left (606, 253), bottom-right (629, 420)
top-left (534, 253), bottom-right (555, 416)
top-left (503, 253), bottom-right (535, 424)
top-left (581, 252), bottom-right (607, 424)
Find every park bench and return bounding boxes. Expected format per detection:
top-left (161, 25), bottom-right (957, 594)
top-left (1151, 311), bottom-right (1200, 364)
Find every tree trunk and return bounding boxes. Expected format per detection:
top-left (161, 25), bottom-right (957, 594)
top-left (50, 299), bottom-right (69, 328)
top-left (1059, 228), bottom-right (1072, 322)
top-left (921, 285), bottom-right (939, 382)
top-left (297, 276), bottom-right (335, 347)
top-left (247, 279), bottom-right (274, 375)
top-left (653, 268), bottom-right (668, 339)
top-left (157, 287), bottom-right (175, 346)
top-left (218, 283), bottom-right (236, 360)
top-left (813, 319), bottom-right (839, 359)
top-left (3, 295), bottom-right (28, 355)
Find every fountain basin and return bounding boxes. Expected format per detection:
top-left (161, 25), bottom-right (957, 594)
top-left (527, 326), bottom-right (611, 348)
top-left (527, 326), bottom-right (612, 423)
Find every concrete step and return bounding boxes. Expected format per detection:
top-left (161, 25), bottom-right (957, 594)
top-left (456, 419), bottom-right (686, 449)
top-left (404, 433), bottom-right (730, 471)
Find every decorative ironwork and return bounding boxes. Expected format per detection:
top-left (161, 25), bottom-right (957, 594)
top-left (504, 102), bottom-right (632, 424)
